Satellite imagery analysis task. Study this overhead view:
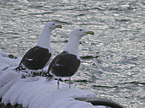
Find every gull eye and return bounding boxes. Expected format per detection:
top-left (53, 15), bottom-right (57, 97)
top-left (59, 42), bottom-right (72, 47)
top-left (79, 29), bottom-right (82, 31)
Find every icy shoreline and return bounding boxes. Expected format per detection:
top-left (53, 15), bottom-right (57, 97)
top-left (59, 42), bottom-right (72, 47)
top-left (0, 50), bottom-right (123, 108)
top-left (0, 72), bottom-right (97, 108)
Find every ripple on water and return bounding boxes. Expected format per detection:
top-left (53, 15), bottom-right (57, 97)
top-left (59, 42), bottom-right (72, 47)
top-left (0, 0), bottom-right (145, 107)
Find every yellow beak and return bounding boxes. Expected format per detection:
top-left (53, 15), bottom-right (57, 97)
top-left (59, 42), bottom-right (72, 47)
top-left (86, 31), bottom-right (95, 35)
top-left (56, 25), bottom-right (62, 28)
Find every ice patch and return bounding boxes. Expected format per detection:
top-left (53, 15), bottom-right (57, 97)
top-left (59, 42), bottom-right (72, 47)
top-left (0, 49), bottom-right (8, 57)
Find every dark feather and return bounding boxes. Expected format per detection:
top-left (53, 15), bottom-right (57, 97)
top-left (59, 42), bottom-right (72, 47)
top-left (16, 46), bottom-right (51, 70)
top-left (48, 51), bottom-right (80, 77)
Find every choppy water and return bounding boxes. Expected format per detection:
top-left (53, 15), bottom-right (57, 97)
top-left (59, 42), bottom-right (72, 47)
top-left (0, 0), bottom-right (145, 107)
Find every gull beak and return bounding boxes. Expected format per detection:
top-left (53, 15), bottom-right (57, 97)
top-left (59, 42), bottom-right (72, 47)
top-left (86, 31), bottom-right (95, 35)
top-left (56, 25), bottom-right (62, 28)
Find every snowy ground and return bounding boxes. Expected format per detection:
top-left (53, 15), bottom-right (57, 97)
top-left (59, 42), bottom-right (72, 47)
top-left (0, 49), bottom-right (114, 108)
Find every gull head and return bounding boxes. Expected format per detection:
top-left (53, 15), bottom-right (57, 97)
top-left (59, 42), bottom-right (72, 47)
top-left (70, 28), bottom-right (94, 39)
top-left (45, 22), bottom-right (62, 30)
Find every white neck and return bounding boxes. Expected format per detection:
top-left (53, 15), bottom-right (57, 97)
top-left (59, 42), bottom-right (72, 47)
top-left (64, 34), bottom-right (80, 58)
top-left (36, 26), bottom-right (52, 51)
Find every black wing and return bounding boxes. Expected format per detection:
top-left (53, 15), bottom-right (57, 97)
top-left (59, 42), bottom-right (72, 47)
top-left (17, 46), bottom-right (51, 70)
top-left (48, 51), bottom-right (80, 77)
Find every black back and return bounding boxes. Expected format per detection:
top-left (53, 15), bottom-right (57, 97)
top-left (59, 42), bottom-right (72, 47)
top-left (48, 51), bottom-right (80, 77)
top-left (16, 46), bottom-right (51, 70)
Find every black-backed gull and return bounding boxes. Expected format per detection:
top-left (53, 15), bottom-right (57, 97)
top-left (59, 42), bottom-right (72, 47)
top-left (47, 28), bottom-right (94, 89)
top-left (15, 22), bottom-right (62, 72)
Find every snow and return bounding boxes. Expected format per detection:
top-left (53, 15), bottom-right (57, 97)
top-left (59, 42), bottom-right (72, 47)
top-left (0, 49), bottom-right (107, 108)
top-left (0, 49), bottom-right (8, 57)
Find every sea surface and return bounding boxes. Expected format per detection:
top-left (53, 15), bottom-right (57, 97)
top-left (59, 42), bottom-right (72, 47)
top-left (0, 0), bottom-right (145, 107)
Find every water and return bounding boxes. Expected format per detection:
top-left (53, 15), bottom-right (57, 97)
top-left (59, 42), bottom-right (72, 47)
top-left (0, 0), bottom-right (145, 107)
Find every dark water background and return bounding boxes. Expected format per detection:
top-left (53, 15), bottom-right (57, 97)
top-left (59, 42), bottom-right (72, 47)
top-left (0, 0), bottom-right (145, 107)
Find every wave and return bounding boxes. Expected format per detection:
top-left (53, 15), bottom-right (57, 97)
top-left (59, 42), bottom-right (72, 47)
top-left (80, 55), bottom-right (99, 60)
